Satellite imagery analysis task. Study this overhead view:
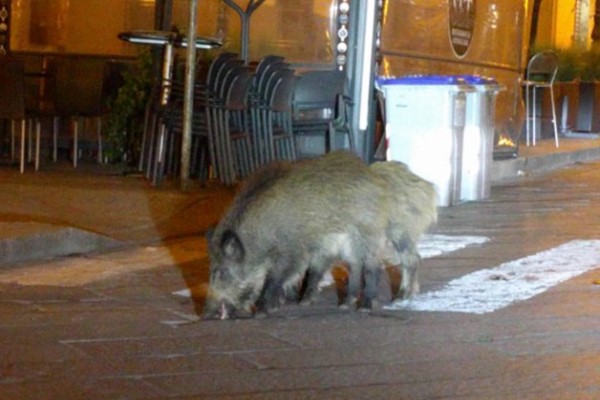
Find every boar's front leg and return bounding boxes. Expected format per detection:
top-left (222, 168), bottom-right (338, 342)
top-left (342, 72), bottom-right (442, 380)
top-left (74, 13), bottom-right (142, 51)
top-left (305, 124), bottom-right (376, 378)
top-left (256, 272), bottom-right (293, 314)
top-left (361, 264), bottom-right (382, 310)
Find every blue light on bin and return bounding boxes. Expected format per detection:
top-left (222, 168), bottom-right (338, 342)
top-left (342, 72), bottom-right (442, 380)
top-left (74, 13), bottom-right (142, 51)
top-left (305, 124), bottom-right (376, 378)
top-left (376, 75), bottom-right (468, 85)
top-left (455, 75), bottom-right (497, 85)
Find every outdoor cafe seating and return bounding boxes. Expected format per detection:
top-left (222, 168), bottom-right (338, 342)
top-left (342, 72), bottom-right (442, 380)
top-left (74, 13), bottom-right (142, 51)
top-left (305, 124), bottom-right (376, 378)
top-left (140, 53), bottom-right (354, 186)
top-left (0, 57), bottom-right (40, 173)
top-left (1, 55), bottom-right (132, 171)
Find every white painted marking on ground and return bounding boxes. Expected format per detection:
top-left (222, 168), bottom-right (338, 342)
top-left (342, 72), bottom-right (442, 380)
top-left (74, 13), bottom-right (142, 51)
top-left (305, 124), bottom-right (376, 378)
top-left (385, 240), bottom-right (600, 314)
top-left (417, 234), bottom-right (489, 258)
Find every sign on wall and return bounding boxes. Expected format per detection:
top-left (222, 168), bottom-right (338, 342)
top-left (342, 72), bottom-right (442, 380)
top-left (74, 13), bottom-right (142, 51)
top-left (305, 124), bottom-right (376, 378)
top-left (0, 0), bottom-right (9, 55)
top-left (448, 0), bottom-right (476, 58)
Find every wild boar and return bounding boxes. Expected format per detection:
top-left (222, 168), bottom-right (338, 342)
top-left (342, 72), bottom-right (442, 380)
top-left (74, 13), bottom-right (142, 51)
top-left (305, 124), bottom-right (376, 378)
top-left (204, 151), bottom-right (436, 319)
top-left (299, 160), bottom-right (437, 306)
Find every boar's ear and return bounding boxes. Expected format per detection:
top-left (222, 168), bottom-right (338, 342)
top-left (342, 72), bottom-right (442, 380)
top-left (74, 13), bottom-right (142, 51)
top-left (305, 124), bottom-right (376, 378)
top-left (220, 230), bottom-right (245, 262)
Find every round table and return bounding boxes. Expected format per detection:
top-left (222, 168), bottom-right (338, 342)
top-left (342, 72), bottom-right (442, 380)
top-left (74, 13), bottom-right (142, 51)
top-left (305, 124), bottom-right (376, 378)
top-left (119, 30), bottom-right (222, 104)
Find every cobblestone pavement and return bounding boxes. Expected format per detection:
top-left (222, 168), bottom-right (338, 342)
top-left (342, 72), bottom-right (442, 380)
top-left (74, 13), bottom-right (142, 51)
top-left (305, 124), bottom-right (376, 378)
top-left (0, 157), bottom-right (600, 399)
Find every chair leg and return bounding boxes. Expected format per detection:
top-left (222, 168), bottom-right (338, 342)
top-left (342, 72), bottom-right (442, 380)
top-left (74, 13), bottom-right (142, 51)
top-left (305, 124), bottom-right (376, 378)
top-left (53, 116), bottom-right (59, 162)
top-left (532, 87), bottom-right (537, 146)
top-left (152, 123), bottom-right (167, 186)
top-left (97, 116), bottom-right (104, 163)
top-left (27, 119), bottom-right (33, 163)
top-left (35, 118), bottom-right (41, 171)
top-left (550, 86), bottom-right (559, 148)
top-left (72, 117), bottom-right (80, 168)
top-left (20, 119), bottom-right (26, 174)
top-left (525, 85), bottom-right (530, 146)
top-left (10, 120), bottom-right (16, 161)
top-left (145, 112), bottom-right (160, 179)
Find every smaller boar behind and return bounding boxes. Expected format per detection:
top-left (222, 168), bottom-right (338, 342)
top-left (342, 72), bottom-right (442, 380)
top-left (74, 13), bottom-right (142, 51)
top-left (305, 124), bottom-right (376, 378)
top-left (370, 161), bottom-right (437, 300)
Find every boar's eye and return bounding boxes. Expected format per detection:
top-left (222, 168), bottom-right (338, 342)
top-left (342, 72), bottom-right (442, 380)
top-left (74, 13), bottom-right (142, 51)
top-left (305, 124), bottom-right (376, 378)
top-left (220, 230), bottom-right (245, 262)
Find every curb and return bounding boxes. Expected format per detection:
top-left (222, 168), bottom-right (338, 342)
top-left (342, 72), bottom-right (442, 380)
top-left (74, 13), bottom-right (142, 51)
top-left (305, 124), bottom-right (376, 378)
top-left (0, 223), bottom-right (123, 267)
top-left (492, 146), bottom-right (600, 183)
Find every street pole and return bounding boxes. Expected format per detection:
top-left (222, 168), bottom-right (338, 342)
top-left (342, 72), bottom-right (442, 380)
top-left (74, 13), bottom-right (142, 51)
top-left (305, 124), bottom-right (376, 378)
top-left (347, 0), bottom-right (379, 162)
top-left (180, 0), bottom-right (198, 191)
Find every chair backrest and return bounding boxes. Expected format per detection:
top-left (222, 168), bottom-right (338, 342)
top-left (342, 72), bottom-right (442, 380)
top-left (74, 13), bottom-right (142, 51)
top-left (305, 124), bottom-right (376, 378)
top-left (252, 56), bottom-right (286, 95)
top-left (213, 58), bottom-right (244, 99)
top-left (205, 52), bottom-right (239, 92)
top-left (255, 61), bottom-right (290, 101)
top-left (51, 56), bottom-right (108, 116)
top-left (269, 70), bottom-right (297, 113)
top-left (292, 70), bottom-right (345, 120)
top-left (225, 67), bottom-right (254, 111)
top-left (0, 57), bottom-right (26, 119)
top-left (254, 55), bottom-right (285, 80)
top-left (526, 51), bottom-right (558, 84)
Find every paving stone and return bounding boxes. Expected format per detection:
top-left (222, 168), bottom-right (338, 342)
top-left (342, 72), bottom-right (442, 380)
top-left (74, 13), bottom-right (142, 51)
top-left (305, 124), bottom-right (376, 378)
top-left (1, 144), bottom-right (600, 398)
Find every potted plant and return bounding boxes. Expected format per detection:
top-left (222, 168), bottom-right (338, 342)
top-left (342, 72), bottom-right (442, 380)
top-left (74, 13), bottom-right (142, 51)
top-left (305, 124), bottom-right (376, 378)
top-left (553, 47), bottom-right (583, 134)
top-left (529, 46), bottom-right (600, 136)
top-left (565, 48), bottom-right (600, 134)
top-left (103, 49), bottom-right (153, 165)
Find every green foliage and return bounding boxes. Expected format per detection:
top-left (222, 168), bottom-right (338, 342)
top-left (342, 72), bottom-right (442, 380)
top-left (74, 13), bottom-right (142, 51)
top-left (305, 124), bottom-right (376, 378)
top-left (579, 50), bottom-right (600, 81)
top-left (104, 49), bottom-right (153, 165)
top-left (531, 45), bottom-right (600, 82)
top-left (554, 47), bottom-right (584, 82)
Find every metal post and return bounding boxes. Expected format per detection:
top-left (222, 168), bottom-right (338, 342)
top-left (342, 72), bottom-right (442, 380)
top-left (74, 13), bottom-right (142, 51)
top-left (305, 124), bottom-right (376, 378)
top-left (223, 0), bottom-right (266, 65)
top-left (180, 0), bottom-right (198, 191)
top-left (347, 0), bottom-right (379, 162)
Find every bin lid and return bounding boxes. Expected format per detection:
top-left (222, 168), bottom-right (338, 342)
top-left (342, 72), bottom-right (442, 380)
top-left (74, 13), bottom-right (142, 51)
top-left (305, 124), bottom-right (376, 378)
top-left (456, 74), bottom-right (498, 85)
top-left (376, 75), bottom-right (467, 86)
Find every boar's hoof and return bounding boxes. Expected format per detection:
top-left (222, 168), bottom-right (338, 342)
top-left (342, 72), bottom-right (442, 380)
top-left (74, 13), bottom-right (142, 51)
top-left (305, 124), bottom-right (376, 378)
top-left (254, 311), bottom-right (270, 319)
top-left (359, 298), bottom-right (381, 312)
top-left (339, 296), bottom-right (358, 310)
top-left (298, 295), bottom-right (315, 307)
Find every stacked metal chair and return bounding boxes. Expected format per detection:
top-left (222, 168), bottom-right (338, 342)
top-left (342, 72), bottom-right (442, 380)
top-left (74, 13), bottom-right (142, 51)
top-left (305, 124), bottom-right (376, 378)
top-left (141, 52), bottom-right (240, 186)
top-left (249, 56), bottom-right (303, 166)
top-left (260, 68), bottom-right (298, 163)
top-left (248, 56), bottom-right (285, 165)
top-left (204, 59), bottom-right (256, 185)
top-left (292, 69), bottom-right (354, 155)
top-left (150, 79), bottom-right (210, 186)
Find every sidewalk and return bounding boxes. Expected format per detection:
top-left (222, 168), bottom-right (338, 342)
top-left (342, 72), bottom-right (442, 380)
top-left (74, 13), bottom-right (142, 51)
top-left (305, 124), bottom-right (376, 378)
top-left (0, 138), bottom-right (599, 399)
top-left (0, 162), bottom-right (236, 266)
top-left (2, 137), bottom-right (600, 267)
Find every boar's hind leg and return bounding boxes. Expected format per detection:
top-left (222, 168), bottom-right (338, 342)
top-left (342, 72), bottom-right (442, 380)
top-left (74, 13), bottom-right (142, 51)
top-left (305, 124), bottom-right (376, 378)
top-left (298, 267), bottom-right (326, 306)
top-left (341, 262), bottom-right (363, 309)
top-left (396, 245), bottom-right (421, 300)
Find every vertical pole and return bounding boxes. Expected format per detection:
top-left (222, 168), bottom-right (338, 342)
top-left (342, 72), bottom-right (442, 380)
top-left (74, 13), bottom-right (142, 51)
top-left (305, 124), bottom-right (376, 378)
top-left (347, 0), bottom-right (379, 162)
top-left (180, 0), bottom-right (198, 191)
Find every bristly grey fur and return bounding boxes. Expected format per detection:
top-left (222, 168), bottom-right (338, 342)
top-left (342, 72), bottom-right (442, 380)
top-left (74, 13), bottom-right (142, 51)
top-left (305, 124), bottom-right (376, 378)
top-left (204, 151), bottom-right (437, 319)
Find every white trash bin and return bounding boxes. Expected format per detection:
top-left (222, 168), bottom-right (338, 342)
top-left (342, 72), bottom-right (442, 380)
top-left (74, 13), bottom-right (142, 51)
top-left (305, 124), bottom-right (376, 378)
top-left (376, 75), bottom-right (472, 206)
top-left (459, 75), bottom-right (503, 202)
